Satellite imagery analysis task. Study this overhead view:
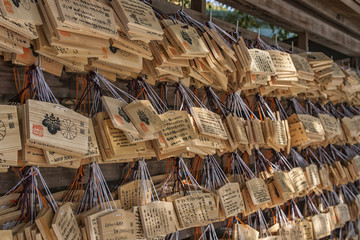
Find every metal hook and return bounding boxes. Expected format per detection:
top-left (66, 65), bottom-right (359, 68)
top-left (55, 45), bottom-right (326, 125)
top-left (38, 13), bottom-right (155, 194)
top-left (181, 0), bottom-right (184, 12)
top-left (274, 35), bottom-right (277, 45)
top-left (236, 20), bottom-right (239, 32)
top-left (257, 28), bottom-right (260, 38)
top-left (209, 10), bottom-right (212, 22)
top-left (291, 41), bottom-right (294, 52)
top-left (38, 55), bottom-right (42, 68)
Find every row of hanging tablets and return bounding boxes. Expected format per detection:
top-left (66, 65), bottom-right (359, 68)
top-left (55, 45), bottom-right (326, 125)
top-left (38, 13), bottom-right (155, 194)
top-left (0, 0), bottom-right (359, 106)
top-left (1, 149), bottom-right (360, 240)
top-left (0, 66), bottom-right (359, 170)
top-left (0, 65), bottom-right (358, 239)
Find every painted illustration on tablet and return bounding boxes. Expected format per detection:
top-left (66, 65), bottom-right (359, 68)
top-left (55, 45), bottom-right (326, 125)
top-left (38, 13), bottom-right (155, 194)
top-left (42, 113), bottom-right (61, 135)
top-left (61, 119), bottom-right (77, 140)
top-left (0, 120), bottom-right (6, 141)
top-left (181, 30), bottom-right (192, 45)
top-left (118, 107), bottom-right (131, 123)
top-left (137, 110), bottom-right (149, 125)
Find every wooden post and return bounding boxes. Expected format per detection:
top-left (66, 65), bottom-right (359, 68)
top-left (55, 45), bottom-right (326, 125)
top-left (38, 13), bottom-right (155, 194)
top-left (298, 32), bottom-right (309, 51)
top-left (191, 0), bottom-right (206, 14)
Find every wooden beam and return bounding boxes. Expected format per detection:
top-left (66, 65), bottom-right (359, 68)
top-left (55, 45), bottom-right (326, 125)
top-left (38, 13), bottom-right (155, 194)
top-left (217, 0), bottom-right (360, 56)
top-left (340, 0), bottom-right (360, 15)
top-left (293, 0), bottom-right (360, 37)
top-left (191, 0), bottom-right (206, 14)
top-left (151, 0), bottom-right (303, 53)
top-left (298, 32), bottom-right (308, 51)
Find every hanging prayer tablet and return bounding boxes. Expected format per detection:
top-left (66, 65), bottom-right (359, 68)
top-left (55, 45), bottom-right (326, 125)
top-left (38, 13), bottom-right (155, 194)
top-left (190, 107), bottom-right (228, 140)
top-left (273, 171), bottom-right (295, 200)
top-left (217, 182), bottom-right (245, 218)
top-left (288, 167), bottom-right (309, 194)
top-left (55, 0), bottom-right (118, 38)
top-left (159, 110), bottom-right (197, 148)
top-left (305, 164), bottom-right (321, 190)
top-left (232, 223), bottom-right (259, 240)
top-left (334, 204), bottom-right (351, 225)
top-left (26, 100), bottom-right (89, 157)
top-left (174, 193), bottom-right (219, 228)
top-left (139, 201), bottom-right (178, 238)
top-left (118, 180), bottom-right (151, 210)
top-left (245, 178), bottom-right (271, 206)
top-left (123, 100), bottom-right (165, 136)
top-left (0, 105), bottom-right (21, 153)
top-left (319, 166), bottom-right (331, 191)
top-left (98, 209), bottom-right (136, 240)
top-left (52, 203), bottom-right (82, 240)
top-left (102, 96), bottom-right (140, 134)
top-left (311, 213), bottom-right (331, 239)
top-left (294, 220), bottom-right (314, 240)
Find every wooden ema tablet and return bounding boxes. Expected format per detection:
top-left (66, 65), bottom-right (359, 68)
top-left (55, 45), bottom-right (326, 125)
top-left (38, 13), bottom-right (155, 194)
top-left (40, 0), bottom-right (109, 39)
top-left (288, 167), bottom-right (309, 194)
top-left (98, 209), bottom-right (136, 240)
top-left (118, 180), bottom-right (151, 210)
top-left (133, 207), bottom-right (166, 240)
top-left (342, 116), bottom-right (360, 138)
top-left (102, 96), bottom-right (140, 135)
top-left (305, 164), bottom-right (321, 190)
top-left (96, 46), bottom-right (142, 73)
top-left (139, 201), bottom-right (178, 238)
top-left (248, 49), bottom-right (276, 75)
top-left (111, 0), bottom-right (163, 39)
top-left (318, 114), bottom-right (342, 141)
top-left (334, 203), bottom-right (351, 225)
top-left (216, 182), bottom-right (244, 218)
top-left (158, 110), bottom-right (197, 148)
top-left (84, 210), bottom-right (108, 240)
top-left (190, 107), bottom-right (227, 140)
top-left (311, 213), bottom-right (331, 239)
top-left (165, 24), bottom-right (208, 57)
top-left (267, 50), bottom-right (296, 73)
top-left (26, 99), bottom-right (89, 157)
top-left (226, 115), bottom-right (249, 145)
top-left (245, 178), bottom-right (271, 207)
top-left (174, 193), bottom-right (219, 228)
top-left (288, 122), bottom-right (309, 147)
top-left (102, 119), bottom-right (150, 158)
top-left (279, 224), bottom-right (296, 240)
top-left (35, 208), bottom-right (55, 240)
top-left (44, 120), bottom-right (99, 165)
top-left (295, 115), bottom-right (325, 137)
top-left (0, 24), bottom-right (31, 48)
top-left (110, 33), bottom-right (153, 60)
top-left (52, 203), bottom-right (82, 240)
top-left (270, 120), bottom-right (288, 150)
top-left (0, 151), bottom-right (17, 166)
top-left (273, 171), bottom-right (295, 200)
top-left (0, 105), bottom-right (21, 153)
top-left (0, 230), bottom-right (13, 240)
top-left (55, 0), bottom-right (118, 38)
top-left (232, 223), bottom-right (259, 240)
top-left (0, 0), bottom-right (42, 24)
top-left (123, 100), bottom-right (165, 137)
top-left (0, 8), bottom-right (38, 39)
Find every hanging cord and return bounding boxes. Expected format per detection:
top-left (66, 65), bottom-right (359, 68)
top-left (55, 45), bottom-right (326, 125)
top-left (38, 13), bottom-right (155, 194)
top-left (204, 86), bottom-right (230, 118)
top-left (4, 167), bottom-right (58, 226)
top-left (231, 152), bottom-right (256, 183)
top-left (60, 166), bottom-right (85, 202)
top-left (77, 162), bottom-right (117, 213)
top-left (203, 155), bottom-right (230, 191)
top-left (137, 77), bottom-right (169, 114)
top-left (9, 65), bottom-right (58, 105)
top-left (75, 71), bottom-right (136, 117)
